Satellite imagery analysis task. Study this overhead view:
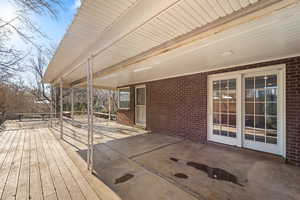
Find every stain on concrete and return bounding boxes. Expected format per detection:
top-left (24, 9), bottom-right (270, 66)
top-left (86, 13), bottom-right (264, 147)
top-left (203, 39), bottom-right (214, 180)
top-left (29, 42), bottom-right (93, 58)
top-left (115, 173), bottom-right (134, 184)
top-left (170, 157), bottom-right (179, 162)
top-left (170, 157), bottom-right (243, 186)
top-left (186, 161), bottom-right (243, 186)
top-left (174, 173), bottom-right (188, 179)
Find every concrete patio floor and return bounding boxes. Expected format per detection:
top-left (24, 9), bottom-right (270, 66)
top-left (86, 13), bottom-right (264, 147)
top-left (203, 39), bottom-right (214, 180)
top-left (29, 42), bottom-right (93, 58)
top-left (51, 119), bottom-right (300, 200)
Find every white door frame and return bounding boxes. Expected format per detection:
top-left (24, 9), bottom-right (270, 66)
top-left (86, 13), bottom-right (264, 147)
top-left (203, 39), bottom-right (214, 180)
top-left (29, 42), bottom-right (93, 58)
top-left (135, 84), bottom-right (146, 127)
top-left (207, 74), bottom-right (242, 147)
top-left (207, 64), bottom-right (286, 157)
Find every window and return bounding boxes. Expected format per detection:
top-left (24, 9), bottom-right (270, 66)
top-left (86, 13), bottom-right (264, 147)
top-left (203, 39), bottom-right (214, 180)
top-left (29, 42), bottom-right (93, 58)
top-left (119, 88), bottom-right (130, 109)
top-left (136, 87), bottom-right (146, 105)
top-left (244, 75), bottom-right (278, 144)
top-left (212, 79), bottom-right (237, 138)
top-left (208, 65), bottom-right (285, 156)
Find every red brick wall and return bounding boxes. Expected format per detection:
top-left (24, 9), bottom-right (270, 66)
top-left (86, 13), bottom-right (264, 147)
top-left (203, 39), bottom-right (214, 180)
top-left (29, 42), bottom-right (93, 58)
top-left (146, 73), bottom-right (208, 142)
top-left (117, 56), bottom-right (300, 166)
top-left (285, 57), bottom-right (300, 166)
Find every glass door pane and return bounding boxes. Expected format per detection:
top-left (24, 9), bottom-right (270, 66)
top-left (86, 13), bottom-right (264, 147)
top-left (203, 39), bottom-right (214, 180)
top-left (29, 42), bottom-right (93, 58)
top-left (135, 86), bottom-right (146, 126)
top-left (136, 88), bottom-right (146, 105)
top-left (212, 79), bottom-right (237, 138)
top-left (244, 74), bottom-right (278, 144)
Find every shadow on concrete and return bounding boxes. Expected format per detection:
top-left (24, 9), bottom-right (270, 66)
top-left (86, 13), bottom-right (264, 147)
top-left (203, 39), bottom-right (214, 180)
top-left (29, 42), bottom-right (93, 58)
top-left (64, 118), bottom-right (143, 135)
top-left (74, 133), bottom-right (300, 200)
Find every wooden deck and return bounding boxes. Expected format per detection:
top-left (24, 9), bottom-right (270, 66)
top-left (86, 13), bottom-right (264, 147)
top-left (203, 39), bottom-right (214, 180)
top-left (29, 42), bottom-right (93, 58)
top-left (0, 126), bottom-right (101, 200)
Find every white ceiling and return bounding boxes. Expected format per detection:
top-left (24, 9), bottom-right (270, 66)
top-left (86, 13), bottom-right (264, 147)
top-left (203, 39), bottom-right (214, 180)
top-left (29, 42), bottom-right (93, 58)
top-left (44, 0), bottom-right (272, 84)
top-left (43, 0), bottom-right (139, 83)
top-left (89, 2), bottom-right (300, 88)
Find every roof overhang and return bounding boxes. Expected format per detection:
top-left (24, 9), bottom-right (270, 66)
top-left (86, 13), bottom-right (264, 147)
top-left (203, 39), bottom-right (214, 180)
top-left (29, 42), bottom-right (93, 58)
top-left (43, 0), bottom-right (300, 89)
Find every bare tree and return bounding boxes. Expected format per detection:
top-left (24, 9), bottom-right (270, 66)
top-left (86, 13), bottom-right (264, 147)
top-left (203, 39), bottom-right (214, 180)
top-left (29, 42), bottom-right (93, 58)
top-left (0, 80), bottom-right (49, 123)
top-left (28, 48), bottom-right (55, 101)
top-left (11, 0), bottom-right (63, 19)
top-left (0, 23), bottom-right (27, 81)
top-left (94, 89), bottom-right (118, 113)
top-left (0, 0), bottom-right (63, 81)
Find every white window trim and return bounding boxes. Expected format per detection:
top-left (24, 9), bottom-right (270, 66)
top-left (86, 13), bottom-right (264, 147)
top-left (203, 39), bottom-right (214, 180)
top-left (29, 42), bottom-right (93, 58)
top-left (207, 64), bottom-right (286, 157)
top-left (118, 87), bottom-right (130, 110)
top-left (207, 74), bottom-right (242, 147)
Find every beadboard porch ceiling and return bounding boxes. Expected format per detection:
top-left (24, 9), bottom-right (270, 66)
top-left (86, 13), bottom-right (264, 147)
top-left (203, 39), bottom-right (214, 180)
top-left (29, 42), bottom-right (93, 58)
top-left (43, 0), bottom-right (300, 88)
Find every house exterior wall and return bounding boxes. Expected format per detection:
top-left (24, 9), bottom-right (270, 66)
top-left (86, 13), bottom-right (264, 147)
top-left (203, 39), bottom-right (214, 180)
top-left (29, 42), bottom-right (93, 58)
top-left (117, 87), bottom-right (135, 126)
top-left (117, 56), bottom-right (300, 166)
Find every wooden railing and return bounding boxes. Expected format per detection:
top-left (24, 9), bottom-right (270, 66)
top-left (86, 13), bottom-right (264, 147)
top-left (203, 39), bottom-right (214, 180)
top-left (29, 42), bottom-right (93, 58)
top-left (0, 111), bottom-right (117, 122)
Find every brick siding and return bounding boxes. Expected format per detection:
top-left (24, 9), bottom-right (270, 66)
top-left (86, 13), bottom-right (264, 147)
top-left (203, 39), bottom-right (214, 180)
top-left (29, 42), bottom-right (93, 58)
top-left (117, 56), bottom-right (300, 166)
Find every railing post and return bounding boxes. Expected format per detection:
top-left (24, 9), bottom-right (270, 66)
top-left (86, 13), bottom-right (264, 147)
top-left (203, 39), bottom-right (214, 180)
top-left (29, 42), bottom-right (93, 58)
top-left (86, 59), bottom-right (91, 170)
top-left (50, 85), bottom-right (53, 127)
top-left (90, 57), bottom-right (94, 173)
top-left (86, 56), bottom-right (94, 172)
top-left (108, 90), bottom-right (111, 121)
top-left (71, 87), bottom-right (74, 124)
top-left (60, 78), bottom-right (63, 139)
top-left (54, 86), bottom-right (57, 119)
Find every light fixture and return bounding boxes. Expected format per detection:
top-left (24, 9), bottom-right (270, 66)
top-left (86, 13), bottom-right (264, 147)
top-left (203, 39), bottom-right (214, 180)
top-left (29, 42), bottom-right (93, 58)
top-left (221, 51), bottom-right (234, 57)
top-left (99, 74), bottom-right (116, 80)
top-left (223, 95), bottom-right (233, 99)
top-left (133, 66), bottom-right (152, 72)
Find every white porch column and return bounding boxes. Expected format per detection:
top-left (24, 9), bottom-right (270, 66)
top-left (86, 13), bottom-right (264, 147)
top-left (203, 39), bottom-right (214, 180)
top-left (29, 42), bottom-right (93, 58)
top-left (54, 86), bottom-right (56, 120)
top-left (86, 60), bottom-right (91, 170)
top-left (50, 85), bottom-right (53, 127)
top-left (71, 87), bottom-right (74, 124)
top-left (60, 79), bottom-right (63, 139)
top-left (89, 57), bottom-right (94, 172)
top-left (108, 90), bottom-right (111, 121)
top-left (86, 57), bottom-right (94, 171)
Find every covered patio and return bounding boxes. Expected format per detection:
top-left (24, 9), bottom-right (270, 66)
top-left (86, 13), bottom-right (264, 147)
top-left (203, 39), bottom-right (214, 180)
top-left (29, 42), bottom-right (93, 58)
top-left (41, 0), bottom-right (300, 199)
top-left (1, 117), bottom-right (299, 200)
top-left (50, 119), bottom-right (300, 200)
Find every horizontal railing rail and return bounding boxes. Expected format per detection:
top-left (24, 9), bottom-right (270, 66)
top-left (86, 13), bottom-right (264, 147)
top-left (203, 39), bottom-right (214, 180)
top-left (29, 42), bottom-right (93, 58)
top-left (0, 112), bottom-right (117, 122)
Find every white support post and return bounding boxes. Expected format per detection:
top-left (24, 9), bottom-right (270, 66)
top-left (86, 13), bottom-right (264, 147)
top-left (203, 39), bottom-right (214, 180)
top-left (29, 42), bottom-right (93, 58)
top-left (60, 79), bottom-right (63, 139)
top-left (108, 90), bottom-right (111, 121)
top-left (89, 57), bottom-right (94, 172)
top-left (71, 87), bottom-right (74, 124)
top-left (50, 85), bottom-right (53, 127)
top-left (54, 86), bottom-right (56, 120)
top-left (86, 60), bottom-right (91, 170)
top-left (85, 56), bottom-right (94, 172)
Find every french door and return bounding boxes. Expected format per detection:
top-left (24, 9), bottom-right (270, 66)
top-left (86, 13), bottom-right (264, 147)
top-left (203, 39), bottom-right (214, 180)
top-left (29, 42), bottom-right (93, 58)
top-left (208, 66), bottom-right (285, 156)
top-left (135, 85), bottom-right (146, 127)
top-left (208, 75), bottom-right (242, 147)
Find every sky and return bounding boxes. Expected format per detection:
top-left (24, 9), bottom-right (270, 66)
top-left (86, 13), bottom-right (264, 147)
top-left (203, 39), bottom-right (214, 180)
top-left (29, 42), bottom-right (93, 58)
top-left (38, 0), bottom-right (80, 46)
top-left (0, 0), bottom-right (80, 45)
top-left (0, 0), bottom-right (80, 85)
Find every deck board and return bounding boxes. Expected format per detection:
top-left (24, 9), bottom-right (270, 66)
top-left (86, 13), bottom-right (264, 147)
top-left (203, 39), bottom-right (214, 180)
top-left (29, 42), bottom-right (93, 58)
top-left (0, 130), bottom-right (22, 199)
top-left (0, 124), bottom-right (101, 200)
top-left (16, 130), bottom-right (30, 200)
top-left (38, 128), bottom-right (72, 200)
top-left (34, 129), bottom-right (58, 200)
top-left (46, 129), bottom-right (100, 200)
top-left (29, 129), bottom-right (43, 200)
top-left (0, 132), bottom-right (14, 170)
top-left (2, 130), bottom-right (25, 200)
top-left (43, 129), bottom-right (86, 200)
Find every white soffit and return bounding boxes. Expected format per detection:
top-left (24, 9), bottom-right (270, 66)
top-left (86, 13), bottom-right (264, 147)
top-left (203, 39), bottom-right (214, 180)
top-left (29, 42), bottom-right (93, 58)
top-left (44, 0), bottom-right (271, 84)
top-left (43, 0), bottom-right (139, 83)
top-left (90, 2), bottom-right (300, 88)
